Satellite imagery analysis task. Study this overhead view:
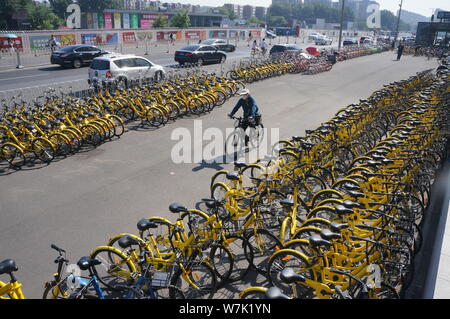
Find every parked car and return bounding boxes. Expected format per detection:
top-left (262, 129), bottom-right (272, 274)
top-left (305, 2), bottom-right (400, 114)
top-left (343, 38), bottom-right (359, 46)
top-left (269, 44), bottom-right (303, 58)
top-left (265, 30), bottom-right (277, 39)
top-left (201, 39), bottom-right (236, 52)
top-left (88, 54), bottom-right (166, 88)
top-left (359, 36), bottom-right (373, 44)
top-left (308, 32), bottom-right (322, 41)
top-left (315, 35), bottom-right (333, 46)
top-left (51, 44), bottom-right (110, 69)
top-left (174, 44), bottom-right (227, 66)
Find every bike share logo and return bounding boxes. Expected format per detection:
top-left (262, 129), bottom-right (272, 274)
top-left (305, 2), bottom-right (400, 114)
top-left (171, 120), bottom-right (280, 164)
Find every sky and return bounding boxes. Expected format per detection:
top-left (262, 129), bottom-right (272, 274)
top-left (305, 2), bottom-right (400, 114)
top-left (163, 0), bottom-right (450, 17)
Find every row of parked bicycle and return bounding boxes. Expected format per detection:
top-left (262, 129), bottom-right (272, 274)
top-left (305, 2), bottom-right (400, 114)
top-left (228, 43), bottom-right (390, 83)
top-left (3, 69), bottom-right (443, 299)
top-left (0, 73), bottom-right (245, 170)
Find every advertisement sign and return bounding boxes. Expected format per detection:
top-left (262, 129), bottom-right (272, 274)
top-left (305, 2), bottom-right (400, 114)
top-left (240, 30), bottom-right (246, 39)
top-left (104, 13), bottom-right (113, 29)
top-left (156, 31), bottom-right (181, 41)
top-left (185, 31), bottom-right (203, 40)
top-left (123, 13), bottom-right (130, 29)
top-left (86, 13), bottom-right (93, 29)
top-left (131, 13), bottom-right (139, 28)
top-left (209, 30), bottom-right (227, 38)
top-left (229, 30), bottom-right (238, 38)
top-left (114, 13), bottom-right (121, 29)
top-left (123, 31), bottom-right (137, 43)
top-left (29, 34), bottom-right (76, 49)
top-left (98, 13), bottom-right (104, 29)
top-left (136, 31), bottom-right (153, 41)
top-left (81, 33), bottom-right (118, 45)
top-left (92, 13), bottom-right (98, 29)
top-left (0, 36), bottom-right (23, 51)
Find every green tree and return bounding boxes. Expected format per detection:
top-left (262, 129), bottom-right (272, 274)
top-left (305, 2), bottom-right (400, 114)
top-left (247, 16), bottom-right (263, 25)
top-left (152, 14), bottom-right (168, 28)
top-left (266, 14), bottom-right (287, 27)
top-left (0, 0), bottom-right (32, 29)
top-left (75, 0), bottom-right (122, 12)
top-left (27, 4), bottom-right (63, 30)
top-left (49, 0), bottom-right (73, 20)
top-left (380, 10), bottom-right (410, 31)
top-left (170, 9), bottom-right (190, 28)
top-left (217, 7), bottom-right (237, 21)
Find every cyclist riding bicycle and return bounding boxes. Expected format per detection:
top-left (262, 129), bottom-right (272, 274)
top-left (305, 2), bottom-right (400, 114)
top-left (228, 89), bottom-right (261, 146)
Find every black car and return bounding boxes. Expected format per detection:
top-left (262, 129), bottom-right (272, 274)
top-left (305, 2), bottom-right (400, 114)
top-left (175, 45), bottom-right (227, 66)
top-left (343, 38), bottom-right (358, 46)
top-left (50, 44), bottom-right (110, 68)
top-left (201, 39), bottom-right (236, 52)
top-left (269, 44), bottom-right (302, 58)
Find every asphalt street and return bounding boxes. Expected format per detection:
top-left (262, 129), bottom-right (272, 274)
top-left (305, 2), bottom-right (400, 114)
top-left (0, 41), bottom-right (335, 94)
top-left (0, 52), bottom-right (438, 298)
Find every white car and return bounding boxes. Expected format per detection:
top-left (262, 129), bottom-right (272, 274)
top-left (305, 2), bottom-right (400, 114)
top-left (315, 36), bottom-right (333, 45)
top-left (88, 54), bottom-right (166, 88)
top-left (308, 32), bottom-right (322, 41)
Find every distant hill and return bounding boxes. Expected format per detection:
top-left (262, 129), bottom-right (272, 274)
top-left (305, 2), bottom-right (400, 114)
top-left (400, 10), bottom-right (430, 31)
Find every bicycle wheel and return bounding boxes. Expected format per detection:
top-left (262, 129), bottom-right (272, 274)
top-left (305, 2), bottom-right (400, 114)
top-left (209, 244), bottom-right (233, 286)
top-left (170, 261), bottom-right (217, 299)
top-left (267, 249), bottom-right (315, 297)
top-left (220, 235), bottom-right (253, 283)
top-left (32, 138), bottom-right (55, 163)
top-left (249, 123), bottom-right (264, 148)
top-left (1, 143), bottom-right (26, 168)
top-left (49, 133), bottom-right (72, 157)
top-left (139, 217), bottom-right (174, 255)
top-left (108, 115), bottom-right (125, 137)
top-left (245, 228), bottom-right (283, 273)
top-left (239, 287), bottom-right (268, 299)
top-left (90, 246), bottom-right (136, 290)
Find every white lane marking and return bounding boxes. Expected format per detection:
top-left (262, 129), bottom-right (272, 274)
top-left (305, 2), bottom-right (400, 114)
top-left (0, 74), bottom-right (49, 82)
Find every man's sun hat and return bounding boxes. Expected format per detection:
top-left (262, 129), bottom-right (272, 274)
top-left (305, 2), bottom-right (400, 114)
top-left (239, 88), bottom-right (250, 95)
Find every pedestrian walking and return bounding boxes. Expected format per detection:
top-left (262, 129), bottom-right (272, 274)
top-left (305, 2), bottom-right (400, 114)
top-left (7, 38), bottom-right (14, 55)
top-left (248, 31), bottom-right (252, 47)
top-left (396, 42), bottom-right (404, 61)
top-left (260, 38), bottom-right (267, 56)
top-left (169, 33), bottom-right (175, 45)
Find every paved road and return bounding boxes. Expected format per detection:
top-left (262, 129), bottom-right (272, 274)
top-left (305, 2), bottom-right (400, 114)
top-left (0, 52), bottom-right (438, 298)
top-left (0, 41), bottom-right (337, 95)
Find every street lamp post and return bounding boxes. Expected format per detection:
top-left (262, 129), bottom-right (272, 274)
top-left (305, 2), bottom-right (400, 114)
top-left (338, 0), bottom-right (345, 51)
top-left (393, 0), bottom-right (404, 46)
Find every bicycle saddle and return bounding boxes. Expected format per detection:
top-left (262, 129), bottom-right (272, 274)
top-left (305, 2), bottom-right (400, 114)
top-left (77, 257), bottom-right (101, 271)
top-left (0, 259), bottom-right (18, 275)
top-left (330, 222), bottom-right (349, 233)
top-left (226, 172), bottom-right (240, 181)
top-left (280, 267), bottom-right (305, 284)
top-left (265, 287), bottom-right (290, 299)
top-left (342, 200), bottom-right (363, 209)
top-left (202, 198), bottom-right (221, 209)
top-left (234, 162), bottom-right (247, 169)
top-left (118, 235), bottom-right (141, 249)
top-left (280, 197), bottom-right (295, 207)
top-left (320, 229), bottom-right (341, 241)
top-left (137, 219), bottom-right (158, 232)
top-left (169, 203), bottom-right (188, 214)
top-left (335, 205), bottom-right (354, 216)
top-left (309, 235), bottom-right (332, 249)
top-left (348, 191), bottom-right (365, 199)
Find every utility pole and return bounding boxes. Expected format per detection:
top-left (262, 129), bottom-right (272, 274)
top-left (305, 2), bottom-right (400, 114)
top-left (338, 0), bottom-right (345, 51)
top-left (393, 0), bottom-right (404, 46)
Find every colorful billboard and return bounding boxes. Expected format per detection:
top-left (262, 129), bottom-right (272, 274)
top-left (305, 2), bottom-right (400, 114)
top-left (229, 30), bottom-right (238, 38)
top-left (104, 13), bottom-right (113, 29)
top-left (209, 30), bottom-right (227, 38)
top-left (156, 31), bottom-right (181, 41)
top-left (131, 13), bottom-right (139, 28)
top-left (114, 13), bottom-right (121, 29)
top-left (86, 13), bottom-right (93, 29)
top-left (185, 30), bottom-right (205, 40)
top-left (123, 31), bottom-right (137, 43)
top-left (97, 13), bottom-right (104, 29)
top-left (123, 13), bottom-right (130, 29)
top-left (0, 36), bottom-right (23, 51)
top-left (92, 13), bottom-right (98, 29)
top-left (29, 34), bottom-right (76, 50)
top-left (136, 31), bottom-right (153, 41)
top-left (81, 33), bottom-right (118, 45)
